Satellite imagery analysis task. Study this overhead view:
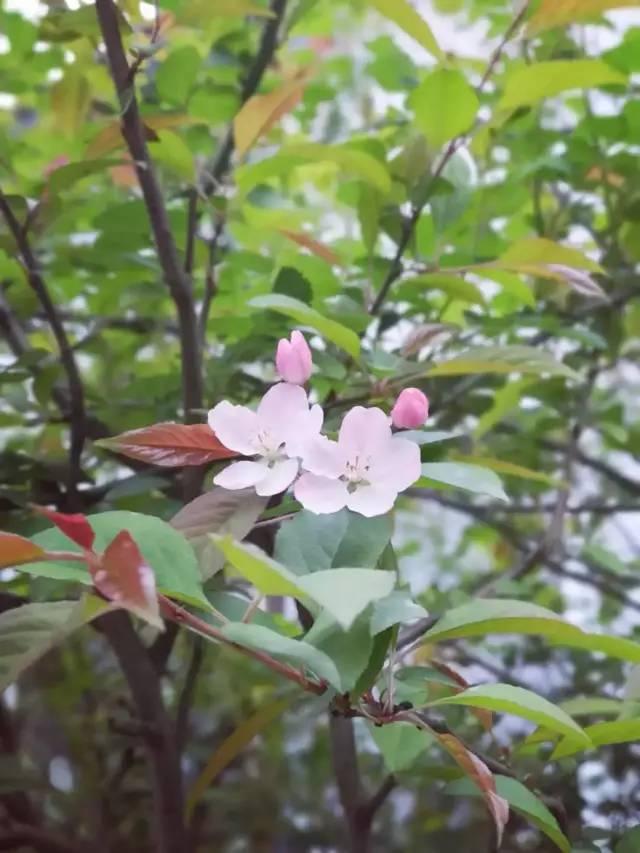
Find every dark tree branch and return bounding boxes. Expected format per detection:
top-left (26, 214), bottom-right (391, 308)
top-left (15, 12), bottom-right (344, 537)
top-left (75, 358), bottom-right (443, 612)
top-left (329, 715), bottom-right (368, 853)
top-left (0, 193), bottom-right (86, 507)
top-left (175, 635), bottom-right (204, 752)
top-left (370, 1), bottom-right (531, 315)
top-left (0, 825), bottom-right (88, 853)
top-left (95, 611), bottom-right (187, 853)
top-left (95, 0), bottom-right (203, 441)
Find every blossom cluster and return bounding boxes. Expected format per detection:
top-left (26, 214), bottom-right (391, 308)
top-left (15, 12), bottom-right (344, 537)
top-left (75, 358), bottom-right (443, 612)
top-left (208, 332), bottom-right (429, 518)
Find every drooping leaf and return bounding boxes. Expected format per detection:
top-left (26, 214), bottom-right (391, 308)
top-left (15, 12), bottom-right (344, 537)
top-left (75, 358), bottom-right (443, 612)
top-left (419, 462), bottom-right (509, 501)
top-left (368, 0), bottom-right (443, 59)
top-left (234, 76), bottom-right (307, 159)
top-left (446, 775), bottom-right (570, 853)
top-left (430, 684), bottom-right (590, 745)
top-left (0, 533), bottom-right (46, 569)
top-left (187, 696), bottom-right (292, 818)
top-left (552, 718), bottom-right (640, 759)
top-left (28, 512), bottom-right (209, 610)
top-left (400, 273), bottom-right (485, 305)
top-left (410, 69), bottom-right (478, 147)
top-left (499, 60), bottom-right (626, 111)
top-left (221, 622), bottom-right (342, 689)
top-left (90, 530), bottom-right (162, 629)
top-left (452, 455), bottom-right (564, 488)
top-left (171, 489), bottom-right (266, 580)
top-left (0, 597), bottom-right (112, 691)
top-left (95, 423), bottom-right (238, 467)
top-left (247, 294), bottom-right (361, 358)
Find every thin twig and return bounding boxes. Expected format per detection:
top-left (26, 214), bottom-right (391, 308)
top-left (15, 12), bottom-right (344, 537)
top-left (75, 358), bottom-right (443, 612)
top-left (0, 192), bottom-right (86, 507)
top-left (370, 1), bottom-right (531, 315)
top-left (95, 0), bottom-right (203, 443)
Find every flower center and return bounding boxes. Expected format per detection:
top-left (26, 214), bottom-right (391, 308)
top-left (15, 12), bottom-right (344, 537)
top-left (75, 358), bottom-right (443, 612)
top-left (343, 454), bottom-right (371, 491)
top-left (254, 429), bottom-right (286, 466)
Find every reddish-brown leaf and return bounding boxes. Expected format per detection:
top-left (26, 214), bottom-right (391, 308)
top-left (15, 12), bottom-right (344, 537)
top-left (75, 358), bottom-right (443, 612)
top-left (96, 423), bottom-right (239, 467)
top-left (91, 531), bottom-right (162, 629)
top-left (32, 505), bottom-right (95, 550)
top-left (278, 229), bottom-right (342, 267)
top-left (0, 533), bottom-right (47, 569)
top-left (436, 732), bottom-right (509, 844)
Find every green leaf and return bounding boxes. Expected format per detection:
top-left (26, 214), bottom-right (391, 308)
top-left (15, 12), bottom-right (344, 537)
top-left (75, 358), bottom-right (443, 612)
top-left (28, 512), bottom-right (209, 610)
top-left (368, 0), bottom-right (443, 60)
top-left (426, 345), bottom-right (579, 380)
top-left (400, 430), bottom-right (461, 445)
top-left (274, 509), bottom-right (392, 574)
top-left (47, 159), bottom-right (122, 194)
top-left (50, 66), bottom-right (90, 135)
top-left (237, 143), bottom-right (391, 194)
top-left (446, 775), bottom-right (570, 853)
top-left (306, 614), bottom-right (374, 691)
top-left (422, 599), bottom-right (582, 644)
top-left (419, 462), bottom-right (509, 501)
top-left (369, 721), bottom-right (431, 772)
top-left (370, 590), bottom-right (428, 635)
top-left (0, 597), bottom-right (111, 691)
top-left (452, 455), bottom-right (564, 488)
top-left (559, 696), bottom-right (623, 718)
top-left (616, 826), bottom-right (640, 853)
top-left (499, 60), bottom-right (626, 111)
top-left (247, 294), bottom-right (360, 359)
top-left (221, 622), bottom-right (342, 689)
top-left (410, 69), bottom-right (478, 147)
top-left (400, 273), bottom-right (485, 305)
top-left (213, 536), bottom-right (395, 629)
top-left (430, 684), bottom-right (590, 745)
top-left (527, 0), bottom-right (640, 36)
top-left (552, 718), bottom-right (640, 759)
top-left (354, 627), bottom-right (393, 695)
top-left (474, 378), bottom-right (538, 438)
top-left (156, 45), bottom-right (201, 105)
top-left (497, 237), bottom-right (602, 274)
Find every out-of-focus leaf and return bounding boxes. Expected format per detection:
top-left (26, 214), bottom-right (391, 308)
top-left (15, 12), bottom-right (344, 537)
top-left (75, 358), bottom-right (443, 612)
top-left (369, 0), bottom-right (443, 59)
top-left (234, 76), bottom-right (307, 158)
top-left (95, 423), bottom-right (238, 467)
top-left (187, 696), bottom-right (291, 818)
top-left (452, 455), bottom-right (564, 488)
top-left (499, 60), bottom-right (626, 111)
top-left (426, 345), bottom-right (579, 380)
top-left (278, 229), bottom-right (342, 266)
top-left (0, 597), bottom-right (111, 691)
top-left (370, 721), bottom-right (431, 772)
top-left (410, 69), bottom-right (478, 146)
top-left (247, 294), bottom-right (360, 358)
top-left (527, 0), bottom-right (640, 35)
top-left (0, 533), bottom-right (46, 568)
top-left (616, 826), bottom-right (640, 853)
top-left (50, 66), bottom-right (90, 135)
top-left (552, 718), bottom-right (640, 759)
top-left (370, 590), bottom-right (428, 635)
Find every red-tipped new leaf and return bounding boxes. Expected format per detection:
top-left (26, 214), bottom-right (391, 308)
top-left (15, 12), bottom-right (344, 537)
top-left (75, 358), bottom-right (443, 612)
top-left (92, 531), bottom-right (162, 629)
top-left (32, 506), bottom-right (95, 551)
top-left (0, 533), bottom-right (47, 568)
top-left (96, 423), bottom-right (238, 467)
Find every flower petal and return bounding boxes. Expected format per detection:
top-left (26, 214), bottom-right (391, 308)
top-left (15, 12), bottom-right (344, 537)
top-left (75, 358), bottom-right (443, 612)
top-left (286, 403), bottom-right (324, 459)
top-left (294, 473), bottom-right (349, 514)
top-left (214, 460), bottom-right (266, 490)
top-left (300, 435), bottom-right (345, 478)
top-left (346, 485), bottom-right (397, 517)
top-left (257, 382), bottom-right (310, 437)
top-left (338, 406), bottom-right (391, 457)
top-left (208, 401), bottom-right (258, 455)
top-left (255, 458), bottom-right (299, 496)
top-left (369, 437), bottom-right (421, 492)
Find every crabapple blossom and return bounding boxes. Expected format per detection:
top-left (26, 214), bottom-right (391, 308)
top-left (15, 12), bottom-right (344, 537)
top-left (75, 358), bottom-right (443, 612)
top-left (391, 388), bottom-right (429, 429)
top-left (208, 383), bottom-right (322, 496)
top-left (294, 406), bottom-right (421, 517)
top-left (275, 330), bottom-right (312, 385)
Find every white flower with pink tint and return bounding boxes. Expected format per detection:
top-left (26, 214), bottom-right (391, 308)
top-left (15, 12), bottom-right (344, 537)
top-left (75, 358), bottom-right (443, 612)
top-left (294, 406), bottom-right (421, 517)
top-left (275, 330), bottom-right (312, 385)
top-left (208, 383), bottom-right (323, 497)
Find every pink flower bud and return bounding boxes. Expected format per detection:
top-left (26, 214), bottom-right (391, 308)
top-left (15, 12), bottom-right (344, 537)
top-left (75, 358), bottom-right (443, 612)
top-left (391, 388), bottom-right (429, 429)
top-left (275, 330), bottom-right (312, 385)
